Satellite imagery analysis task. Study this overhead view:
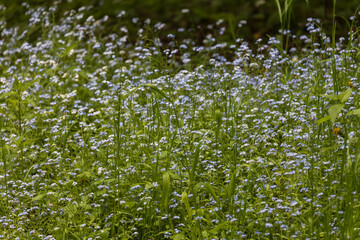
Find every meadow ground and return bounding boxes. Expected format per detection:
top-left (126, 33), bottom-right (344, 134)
top-left (1, 3), bottom-right (360, 240)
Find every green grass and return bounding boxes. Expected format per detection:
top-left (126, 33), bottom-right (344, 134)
top-left (1, 2), bottom-right (360, 240)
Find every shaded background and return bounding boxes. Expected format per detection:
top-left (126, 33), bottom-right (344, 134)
top-left (1, 0), bottom-right (360, 43)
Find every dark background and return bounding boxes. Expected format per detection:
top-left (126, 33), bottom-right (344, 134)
top-left (1, 0), bottom-right (360, 43)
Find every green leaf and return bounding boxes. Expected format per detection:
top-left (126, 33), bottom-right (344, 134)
top-left (98, 227), bottom-right (110, 238)
top-left (145, 182), bottom-right (152, 189)
top-left (79, 70), bottom-right (89, 80)
top-left (11, 134), bottom-right (23, 146)
top-left (347, 109), bottom-right (360, 116)
top-left (77, 171), bottom-right (95, 181)
top-left (22, 79), bottom-right (38, 92)
top-left (340, 88), bottom-right (352, 103)
top-left (168, 172), bottom-right (181, 180)
top-left (160, 150), bottom-right (168, 158)
top-left (214, 109), bottom-right (222, 124)
top-left (23, 112), bottom-right (34, 120)
top-left (172, 233), bottom-right (185, 240)
top-left (181, 192), bottom-right (192, 220)
top-left (274, 0), bottom-right (282, 24)
top-left (24, 164), bottom-right (36, 180)
top-left (32, 193), bottom-right (46, 201)
top-left (320, 144), bottom-right (342, 152)
top-left (204, 182), bottom-right (220, 203)
top-left (317, 115), bottom-right (330, 125)
top-left (22, 138), bottom-right (36, 147)
top-left (125, 201), bottom-right (137, 208)
top-left (228, 170), bottom-right (236, 200)
top-left (321, 89), bottom-right (352, 103)
top-left (355, 154), bottom-right (360, 172)
top-left (349, 137), bottom-right (358, 144)
top-left (320, 94), bottom-right (338, 101)
top-left (8, 112), bottom-right (17, 120)
top-left (46, 68), bottom-right (55, 77)
top-left (26, 97), bottom-right (36, 107)
top-left (190, 143), bottom-right (201, 183)
top-left (162, 172), bottom-right (170, 210)
top-left (0, 92), bottom-right (16, 99)
top-left (193, 182), bottom-right (203, 206)
top-left (8, 99), bottom-right (19, 107)
top-left (328, 104), bottom-right (345, 123)
top-left (210, 221), bottom-right (230, 233)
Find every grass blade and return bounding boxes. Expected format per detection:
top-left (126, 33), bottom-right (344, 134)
top-left (204, 182), bottom-right (220, 203)
top-left (228, 170), bottom-right (236, 200)
top-left (317, 115), bottom-right (330, 125)
top-left (190, 143), bottom-right (201, 184)
top-left (162, 172), bottom-right (171, 211)
top-left (181, 192), bottom-right (193, 220)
